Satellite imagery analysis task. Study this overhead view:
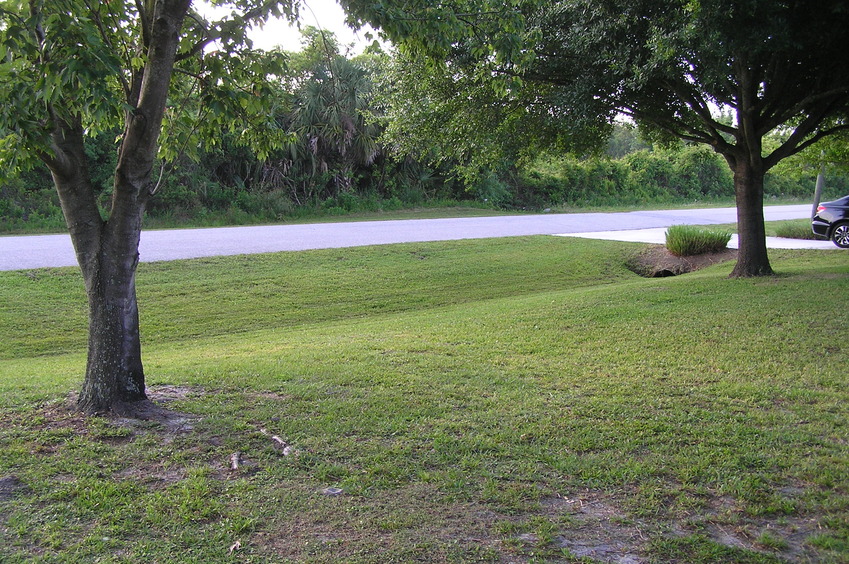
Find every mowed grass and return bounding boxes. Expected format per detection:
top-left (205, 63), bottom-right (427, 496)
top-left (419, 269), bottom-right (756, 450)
top-left (0, 236), bottom-right (847, 563)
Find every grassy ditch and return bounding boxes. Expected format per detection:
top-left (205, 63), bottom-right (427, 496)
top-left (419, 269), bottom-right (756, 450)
top-left (1, 237), bottom-right (847, 563)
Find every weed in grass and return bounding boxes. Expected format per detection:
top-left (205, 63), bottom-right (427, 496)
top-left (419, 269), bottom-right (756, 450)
top-left (757, 530), bottom-right (790, 551)
top-left (650, 534), bottom-right (785, 563)
top-left (809, 530), bottom-right (849, 554)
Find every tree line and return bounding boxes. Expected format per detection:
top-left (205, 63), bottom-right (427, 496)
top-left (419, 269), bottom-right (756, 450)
top-left (3, 28), bottom-right (845, 234)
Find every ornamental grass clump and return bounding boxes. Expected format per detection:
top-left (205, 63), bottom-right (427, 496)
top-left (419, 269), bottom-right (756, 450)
top-left (665, 224), bottom-right (732, 256)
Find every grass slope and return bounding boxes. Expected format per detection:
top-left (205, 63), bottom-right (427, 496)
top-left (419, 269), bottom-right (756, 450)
top-left (0, 237), bottom-right (847, 563)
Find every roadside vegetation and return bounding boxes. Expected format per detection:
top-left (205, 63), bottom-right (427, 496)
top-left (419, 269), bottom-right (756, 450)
top-left (1, 237), bottom-right (847, 562)
top-left (2, 28), bottom-right (847, 236)
top-left (665, 225), bottom-right (733, 256)
top-left (703, 219), bottom-right (830, 241)
top-left (772, 220), bottom-right (828, 241)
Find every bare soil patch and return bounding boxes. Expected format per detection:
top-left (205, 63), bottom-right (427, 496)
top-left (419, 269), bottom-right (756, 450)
top-left (0, 475), bottom-right (29, 502)
top-left (627, 245), bottom-right (738, 277)
top-left (109, 385), bottom-right (199, 434)
top-left (58, 385), bottom-right (199, 435)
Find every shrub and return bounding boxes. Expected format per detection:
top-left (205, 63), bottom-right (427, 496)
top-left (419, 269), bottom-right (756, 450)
top-left (624, 150), bottom-right (675, 199)
top-left (474, 171), bottom-right (512, 206)
top-left (665, 224), bottom-right (732, 256)
top-left (671, 145), bottom-right (733, 198)
top-left (0, 174), bottom-right (66, 233)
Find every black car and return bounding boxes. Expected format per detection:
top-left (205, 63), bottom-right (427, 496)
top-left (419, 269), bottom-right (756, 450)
top-left (812, 195), bottom-right (849, 248)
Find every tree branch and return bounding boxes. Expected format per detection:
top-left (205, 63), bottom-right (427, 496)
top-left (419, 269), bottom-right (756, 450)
top-left (135, 0), bottom-right (152, 48)
top-left (759, 87), bottom-right (849, 136)
top-left (764, 103), bottom-right (849, 169)
top-left (81, 0), bottom-right (133, 98)
top-left (176, 3), bottom-right (286, 62)
top-left (626, 104), bottom-right (735, 155)
top-left (116, 0), bottom-right (190, 201)
top-left (174, 11), bottom-right (214, 62)
top-left (660, 78), bottom-right (736, 143)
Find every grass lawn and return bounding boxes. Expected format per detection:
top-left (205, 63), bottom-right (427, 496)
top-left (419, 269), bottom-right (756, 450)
top-left (0, 236), bottom-right (847, 563)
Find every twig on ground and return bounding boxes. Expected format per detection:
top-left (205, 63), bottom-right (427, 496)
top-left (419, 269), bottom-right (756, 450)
top-left (260, 427), bottom-right (295, 455)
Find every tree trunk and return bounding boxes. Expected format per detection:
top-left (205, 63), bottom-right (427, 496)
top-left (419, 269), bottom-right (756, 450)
top-left (44, 0), bottom-right (190, 414)
top-left (47, 116), bottom-right (150, 414)
top-left (730, 159), bottom-right (774, 278)
top-left (75, 206), bottom-right (148, 412)
top-left (78, 254), bottom-right (147, 414)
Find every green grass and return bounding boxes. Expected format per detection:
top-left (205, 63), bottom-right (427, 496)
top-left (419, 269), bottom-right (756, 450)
top-left (1, 237), bottom-right (848, 562)
top-left (772, 219), bottom-right (828, 240)
top-left (708, 217), bottom-right (826, 240)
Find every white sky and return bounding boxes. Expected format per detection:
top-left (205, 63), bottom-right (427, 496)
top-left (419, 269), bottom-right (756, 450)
top-left (214, 0), bottom-right (379, 54)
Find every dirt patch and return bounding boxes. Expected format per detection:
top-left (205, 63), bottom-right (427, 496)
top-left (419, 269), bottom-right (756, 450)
top-left (627, 245), bottom-right (738, 277)
top-left (109, 385), bottom-right (199, 435)
top-left (253, 482), bottom-right (507, 561)
top-left (59, 385), bottom-right (199, 435)
top-left (515, 489), bottom-right (824, 563)
top-left (0, 475), bottom-right (30, 528)
top-left (670, 493), bottom-right (826, 563)
top-left (0, 475), bottom-right (29, 502)
top-left (537, 493), bottom-right (646, 563)
top-left (252, 486), bottom-right (653, 563)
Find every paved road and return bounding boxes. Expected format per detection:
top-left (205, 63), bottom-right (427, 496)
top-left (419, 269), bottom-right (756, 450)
top-left (0, 204), bottom-right (824, 271)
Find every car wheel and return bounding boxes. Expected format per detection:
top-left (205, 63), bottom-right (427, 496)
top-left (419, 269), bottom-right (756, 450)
top-left (832, 222), bottom-right (849, 248)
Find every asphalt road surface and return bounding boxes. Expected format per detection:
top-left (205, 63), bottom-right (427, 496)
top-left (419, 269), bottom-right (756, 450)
top-left (0, 204), bottom-right (821, 271)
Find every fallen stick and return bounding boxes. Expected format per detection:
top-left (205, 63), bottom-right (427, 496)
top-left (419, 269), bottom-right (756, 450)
top-left (260, 427), bottom-right (295, 455)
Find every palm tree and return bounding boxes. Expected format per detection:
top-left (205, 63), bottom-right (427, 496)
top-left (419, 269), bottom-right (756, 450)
top-left (277, 29), bottom-right (382, 201)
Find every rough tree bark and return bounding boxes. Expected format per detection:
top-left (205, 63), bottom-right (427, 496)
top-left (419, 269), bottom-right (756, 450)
top-left (722, 68), bottom-right (774, 279)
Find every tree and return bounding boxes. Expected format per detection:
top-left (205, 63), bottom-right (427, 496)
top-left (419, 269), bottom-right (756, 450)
top-left (606, 123), bottom-right (652, 160)
top-left (277, 28), bottom-right (382, 199)
top-left (0, 0), bottom-right (295, 414)
top-left (342, 0), bottom-right (849, 276)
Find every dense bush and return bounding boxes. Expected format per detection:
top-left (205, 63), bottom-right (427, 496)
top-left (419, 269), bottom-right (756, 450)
top-left (665, 225), bottom-right (732, 256)
top-left (6, 139), bottom-right (849, 233)
top-left (0, 170), bottom-right (65, 232)
top-left (517, 147), bottom-right (736, 208)
top-left (672, 145), bottom-right (733, 197)
top-left (623, 150), bottom-right (677, 200)
top-left (514, 145), bottom-right (849, 210)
